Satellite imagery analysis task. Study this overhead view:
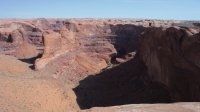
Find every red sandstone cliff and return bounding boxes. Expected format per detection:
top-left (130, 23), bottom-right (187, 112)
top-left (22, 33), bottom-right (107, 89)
top-left (0, 19), bottom-right (200, 112)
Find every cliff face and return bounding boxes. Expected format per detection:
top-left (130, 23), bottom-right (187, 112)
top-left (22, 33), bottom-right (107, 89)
top-left (1, 19), bottom-right (200, 92)
top-left (0, 21), bottom-right (44, 58)
top-left (0, 19), bottom-right (200, 111)
top-left (32, 20), bottom-right (149, 83)
top-left (74, 27), bottom-right (200, 110)
top-left (137, 27), bottom-right (200, 101)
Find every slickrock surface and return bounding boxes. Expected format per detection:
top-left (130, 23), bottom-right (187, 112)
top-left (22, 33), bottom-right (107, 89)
top-left (84, 103), bottom-right (200, 112)
top-left (15, 42), bottom-right (38, 59)
top-left (0, 19), bottom-right (200, 112)
top-left (0, 54), bottom-right (31, 75)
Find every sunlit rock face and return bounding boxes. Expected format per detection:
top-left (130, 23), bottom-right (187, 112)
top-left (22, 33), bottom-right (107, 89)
top-left (34, 19), bottom-right (149, 82)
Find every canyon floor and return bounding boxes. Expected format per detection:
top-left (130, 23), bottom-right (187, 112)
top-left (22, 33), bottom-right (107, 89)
top-left (0, 18), bottom-right (200, 112)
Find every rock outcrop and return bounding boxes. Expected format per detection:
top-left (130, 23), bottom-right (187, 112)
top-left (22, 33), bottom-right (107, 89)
top-left (74, 26), bottom-right (200, 109)
top-left (137, 27), bottom-right (200, 101)
top-left (15, 42), bottom-right (38, 59)
top-left (0, 21), bottom-right (44, 57)
top-left (35, 25), bottom-right (77, 70)
top-left (0, 19), bottom-right (200, 112)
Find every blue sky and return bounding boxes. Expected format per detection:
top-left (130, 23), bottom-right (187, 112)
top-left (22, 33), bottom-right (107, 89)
top-left (0, 0), bottom-right (200, 20)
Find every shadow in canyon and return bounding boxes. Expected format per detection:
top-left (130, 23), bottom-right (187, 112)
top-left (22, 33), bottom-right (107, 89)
top-left (74, 26), bottom-right (200, 109)
top-left (74, 24), bottom-right (173, 109)
top-left (73, 58), bottom-right (172, 109)
top-left (110, 24), bottom-right (146, 54)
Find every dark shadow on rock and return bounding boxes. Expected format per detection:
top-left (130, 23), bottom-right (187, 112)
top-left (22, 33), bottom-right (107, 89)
top-left (110, 24), bottom-right (146, 54)
top-left (18, 54), bottom-right (42, 64)
top-left (73, 58), bottom-right (172, 109)
top-left (18, 54), bottom-right (42, 70)
top-left (109, 24), bottom-right (146, 64)
top-left (193, 23), bottom-right (200, 28)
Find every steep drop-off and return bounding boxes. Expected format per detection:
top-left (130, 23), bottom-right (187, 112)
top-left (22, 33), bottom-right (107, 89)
top-left (74, 26), bottom-right (200, 109)
top-left (0, 19), bottom-right (200, 112)
top-left (137, 27), bottom-right (200, 101)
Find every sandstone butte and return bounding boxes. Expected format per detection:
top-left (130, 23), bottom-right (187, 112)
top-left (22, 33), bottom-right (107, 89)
top-left (0, 18), bottom-right (200, 112)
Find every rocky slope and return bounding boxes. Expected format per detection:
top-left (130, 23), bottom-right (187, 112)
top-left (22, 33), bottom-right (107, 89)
top-left (0, 19), bottom-right (200, 112)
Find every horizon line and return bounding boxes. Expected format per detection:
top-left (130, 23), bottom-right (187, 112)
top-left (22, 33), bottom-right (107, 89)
top-left (0, 17), bottom-right (200, 22)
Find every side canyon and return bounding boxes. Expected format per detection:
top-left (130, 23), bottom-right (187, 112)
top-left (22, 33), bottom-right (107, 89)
top-left (0, 19), bottom-right (200, 112)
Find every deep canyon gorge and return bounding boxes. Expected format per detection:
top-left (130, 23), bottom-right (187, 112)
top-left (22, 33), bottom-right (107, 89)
top-left (0, 18), bottom-right (200, 112)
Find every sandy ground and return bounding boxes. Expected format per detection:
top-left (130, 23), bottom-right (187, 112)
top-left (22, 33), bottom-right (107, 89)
top-left (0, 54), bottom-right (78, 112)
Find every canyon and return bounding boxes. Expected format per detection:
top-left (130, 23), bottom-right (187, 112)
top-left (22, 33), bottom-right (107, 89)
top-left (0, 18), bottom-right (200, 112)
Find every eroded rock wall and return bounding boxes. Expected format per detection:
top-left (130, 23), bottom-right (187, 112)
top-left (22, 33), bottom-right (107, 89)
top-left (1, 19), bottom-right (200, 111)
top-left (137, 27), bottom-right (200, 101)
